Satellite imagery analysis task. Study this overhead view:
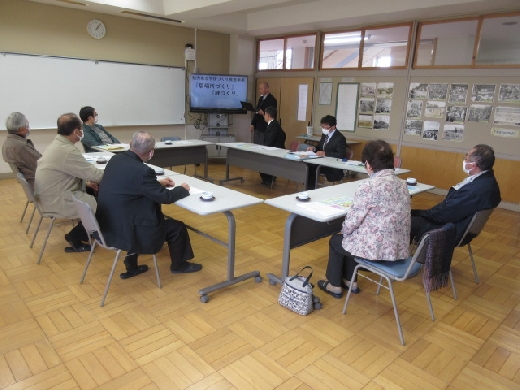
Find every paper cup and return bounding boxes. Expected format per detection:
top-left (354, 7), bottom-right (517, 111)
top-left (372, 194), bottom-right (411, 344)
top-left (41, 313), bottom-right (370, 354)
top-left (298, 191), bottom-right (309, 199)
top-left (202, 191), bottom-right (213, 199)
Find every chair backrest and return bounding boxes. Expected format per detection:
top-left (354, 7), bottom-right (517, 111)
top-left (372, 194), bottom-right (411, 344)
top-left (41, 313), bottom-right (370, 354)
top-left (346, 147), bottom-right (354, 160)
top-left (394, 156), bottom-right (402, 168)
top-left (458, 208), bottom-right (494, 247)
top-left (16, 173), bottom-right (35, 203)
top-left (160, 136), bottom-right (181, 142)
top-left (72, 196), bottom-right (109, 248)
top-left (289, 140), bottom-right (299, 151)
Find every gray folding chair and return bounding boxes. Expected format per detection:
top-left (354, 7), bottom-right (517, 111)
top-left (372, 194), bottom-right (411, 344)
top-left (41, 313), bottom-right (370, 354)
top-left (457, 208), bottom-right (495, 284)
top-left (343, 224), bottom-right (457, 346)
top-left (7, 163), bottom-right (36, 229)
top-left (72, 196), bottom-right (161, 307)
top-left (17, 173), bottom-right (73, 264)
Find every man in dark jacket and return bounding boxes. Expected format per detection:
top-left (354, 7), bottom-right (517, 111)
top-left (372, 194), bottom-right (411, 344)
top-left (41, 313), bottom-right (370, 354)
top-left (306, 115), bottom-right (347, 189)
top-left (411, 144), bottom-right (501, 244)
top-left (260, 106), bottom-right (286, 185)
top-left (96, 131), bottom-right (201, 279)
top-left (250, 82), bottom-right (277, 145)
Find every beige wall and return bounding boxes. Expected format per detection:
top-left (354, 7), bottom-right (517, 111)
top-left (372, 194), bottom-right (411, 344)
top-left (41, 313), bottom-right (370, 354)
top-left (0, 0), bottom-right (230, 176)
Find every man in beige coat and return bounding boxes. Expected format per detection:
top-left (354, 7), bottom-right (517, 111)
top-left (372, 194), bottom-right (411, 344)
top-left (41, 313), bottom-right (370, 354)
top-left (35, 113), bottom-right (104, 252)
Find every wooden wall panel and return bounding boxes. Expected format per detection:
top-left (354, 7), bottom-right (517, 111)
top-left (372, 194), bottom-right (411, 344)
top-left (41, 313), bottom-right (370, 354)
top-left (400, 146), bottom-right (518, 203)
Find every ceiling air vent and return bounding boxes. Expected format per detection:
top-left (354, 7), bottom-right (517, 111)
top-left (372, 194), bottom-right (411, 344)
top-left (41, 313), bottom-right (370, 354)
top-left (121, 11), bottom-right (183, 24)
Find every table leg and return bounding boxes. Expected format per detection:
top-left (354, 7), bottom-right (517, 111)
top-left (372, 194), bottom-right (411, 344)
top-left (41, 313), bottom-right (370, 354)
top-left (197, 211), bottom-right (261, 302)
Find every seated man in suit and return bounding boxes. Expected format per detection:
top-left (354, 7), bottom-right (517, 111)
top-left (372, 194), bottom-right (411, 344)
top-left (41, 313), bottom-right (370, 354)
top-left (79, 106), bottom-right (120, 152)
top-left (306, 115), bottom-right (347, 189)
top-left (411, 144), bottom-right (501, 244)
top-left (260, 106), bottom-right (286, 186)
top-left (96, 131), bottom-right (201, 279)
top-left (2, 112), bottom-right (42, 190)
top-left (35, 113), bottom-right (104, 251)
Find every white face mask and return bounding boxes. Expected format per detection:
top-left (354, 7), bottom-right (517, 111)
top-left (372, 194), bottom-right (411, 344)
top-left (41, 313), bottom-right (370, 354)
top-left (322, 128), bottom-right (329, 135)
top-left (462, 160), bottom-right (473, 174)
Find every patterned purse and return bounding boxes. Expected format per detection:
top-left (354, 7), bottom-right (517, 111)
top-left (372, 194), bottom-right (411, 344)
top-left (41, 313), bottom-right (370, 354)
top-left (278, 266), bottom-right (314, 315)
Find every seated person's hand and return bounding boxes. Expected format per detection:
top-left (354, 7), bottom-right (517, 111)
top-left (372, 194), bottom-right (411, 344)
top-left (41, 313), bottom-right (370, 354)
top-left (86, 181), bottom-right (99, 192)
top-left (181, 183), bottom-right (190, 191)
top-left (159, 177), bottom-right (174, 187)
top-left (316, 151), bottom-right (325, 157)
top-left (306, 146), bottom-right (315, 151)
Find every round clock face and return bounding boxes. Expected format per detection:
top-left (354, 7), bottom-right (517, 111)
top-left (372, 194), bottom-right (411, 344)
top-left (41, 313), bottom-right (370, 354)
top-left (87, 19), bottom-right (106, 39)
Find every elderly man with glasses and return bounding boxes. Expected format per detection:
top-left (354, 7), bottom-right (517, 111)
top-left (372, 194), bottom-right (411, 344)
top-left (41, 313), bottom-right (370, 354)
top-left (411, 144), bottom-right (501, 244)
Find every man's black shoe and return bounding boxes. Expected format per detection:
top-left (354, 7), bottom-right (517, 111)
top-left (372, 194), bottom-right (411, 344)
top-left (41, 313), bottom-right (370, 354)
top-left (171, 263), bottom-right (202, 274)
top-left (120, 264), bottom-right (149, 279)
top-left (261, 181), bottom-right (273, 186)
top-left (64, 245), bottom-right (91, 253)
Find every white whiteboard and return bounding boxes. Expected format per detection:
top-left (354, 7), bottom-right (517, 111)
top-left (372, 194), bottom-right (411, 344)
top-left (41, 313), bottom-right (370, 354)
top-left (335, 83), bottom-right (359, 131)
top-left (0, 53), bottom-right (185, 129)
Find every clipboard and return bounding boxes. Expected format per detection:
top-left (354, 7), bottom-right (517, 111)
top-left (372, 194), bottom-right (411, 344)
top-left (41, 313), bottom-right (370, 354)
top-left (240, 101), bottom-right (256, 112)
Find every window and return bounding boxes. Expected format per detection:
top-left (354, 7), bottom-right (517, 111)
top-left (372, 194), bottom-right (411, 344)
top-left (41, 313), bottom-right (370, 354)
top-left (257, 34), bottom-right (317, 70)
top-left (476, 13), bottom-right (520, 66)
top-left (322, 30), bottom-right (362, 69)
top-left (415, 19), bottom-right (478, 67)
top-left (361, 25), bottom-right (411, 68)
top-left (322, 24), bottom-right (411, 69)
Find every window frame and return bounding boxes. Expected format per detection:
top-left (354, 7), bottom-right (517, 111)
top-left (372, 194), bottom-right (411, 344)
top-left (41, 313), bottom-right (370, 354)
top-left (256, 32), bottom-right (318, 71)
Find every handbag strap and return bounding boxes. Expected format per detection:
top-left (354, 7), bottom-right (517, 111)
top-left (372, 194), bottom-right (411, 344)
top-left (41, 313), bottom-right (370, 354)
top-left (289, 266), bottom-right (313, 287)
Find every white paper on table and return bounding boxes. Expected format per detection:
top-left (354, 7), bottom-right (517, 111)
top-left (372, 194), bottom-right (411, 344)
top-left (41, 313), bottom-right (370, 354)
top-left (83, 154), bottom-right (112, 162)
top-left (297, 202), bottom-right (345, 217)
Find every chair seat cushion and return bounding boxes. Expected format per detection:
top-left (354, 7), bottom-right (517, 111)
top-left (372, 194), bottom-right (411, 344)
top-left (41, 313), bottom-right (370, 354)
top-left (356, 257), bottom-right (422, 279)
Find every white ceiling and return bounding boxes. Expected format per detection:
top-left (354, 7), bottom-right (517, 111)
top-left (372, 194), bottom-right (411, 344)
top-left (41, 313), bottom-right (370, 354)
top-left (29, 0), bottom-right (520, 37)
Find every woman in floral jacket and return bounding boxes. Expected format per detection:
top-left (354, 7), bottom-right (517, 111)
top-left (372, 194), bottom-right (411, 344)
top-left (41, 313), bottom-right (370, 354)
top-left (318, 140), bottom-right (410, 298)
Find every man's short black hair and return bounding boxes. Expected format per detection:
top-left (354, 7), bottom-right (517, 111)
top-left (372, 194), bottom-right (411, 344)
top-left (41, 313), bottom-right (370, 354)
top-left (265, 106), bottom-right (277, 119)
top-left (79, 106), bottom-right (95, 122)
top-left (471, 144), bottom-right (495, 171)
top-left (320, 115), bottom-right (337, 127)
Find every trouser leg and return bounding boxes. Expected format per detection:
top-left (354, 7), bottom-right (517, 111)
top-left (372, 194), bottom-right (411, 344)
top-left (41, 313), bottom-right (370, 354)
top-left (165, 218), bottom-right (194, 270)
top-left (67, 222), bottom-right (89, 246)
top-left (124, 253), bottom-right (139, 272)
top-left (411, 215), bottom-right (442, 243)
top-left (326, 233), bottom-right (355, 287)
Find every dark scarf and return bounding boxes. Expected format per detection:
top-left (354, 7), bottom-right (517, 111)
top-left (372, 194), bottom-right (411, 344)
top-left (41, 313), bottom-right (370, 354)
top-left (422, 223), bottom-right (457, 292)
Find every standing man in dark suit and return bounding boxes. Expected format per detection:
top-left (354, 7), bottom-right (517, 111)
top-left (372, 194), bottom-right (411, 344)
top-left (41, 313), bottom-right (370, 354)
top-left (96, 131), bottom-right (201, 279)
top-left (306, 115), bottom-right (347, 188)
top-left (250, 82), bottom-right (277, 145)
top-left (260, 107), bottom-right (286, 185)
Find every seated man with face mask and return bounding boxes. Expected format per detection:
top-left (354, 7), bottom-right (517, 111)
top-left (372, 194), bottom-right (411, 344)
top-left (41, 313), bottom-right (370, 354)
top-left (306, 115), bottom-right (347, 189)
top-left (410, 144), bottom-right (501, 244)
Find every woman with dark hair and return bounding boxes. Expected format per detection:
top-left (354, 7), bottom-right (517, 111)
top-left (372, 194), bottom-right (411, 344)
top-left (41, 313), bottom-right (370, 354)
top-left (318, 140), bottom-right (411, 298)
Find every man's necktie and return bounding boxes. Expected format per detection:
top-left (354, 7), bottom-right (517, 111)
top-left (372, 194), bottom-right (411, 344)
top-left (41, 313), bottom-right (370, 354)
top-left (324, 135), bottom-right (330, 147)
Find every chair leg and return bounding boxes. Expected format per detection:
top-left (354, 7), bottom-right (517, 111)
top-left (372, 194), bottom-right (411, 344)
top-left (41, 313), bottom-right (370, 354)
top-left (20, 200), bottom-right (29, 223)
top-left (101, 250), bottom-right (122, 307)
top-left (80, 241), bottom-right (97, 284)
top-left (467, 243), bottom-right (480, 284)
top-left (37, 217), bottom-right (56, 264)
top-left (26, 205), bottom-right (36, 234)
top-left (152, 255), bottom-right (161, 289)
top-left (342, 264), bottom-right (361, 314)
top-left (424, 290), bottom-right (435, 321)
top-left (386, 278), bottom-right (405, 346)
top-left (376, 275), bottom-right (384, 295)
top-left (30, 215), bottom-right (44, 248)
top-left (449, 270), bottom-right (458, 300)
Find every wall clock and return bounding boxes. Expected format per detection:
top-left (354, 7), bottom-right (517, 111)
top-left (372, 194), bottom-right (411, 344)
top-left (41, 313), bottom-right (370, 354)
top-left (87, 19), bottom-right (106, 39)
